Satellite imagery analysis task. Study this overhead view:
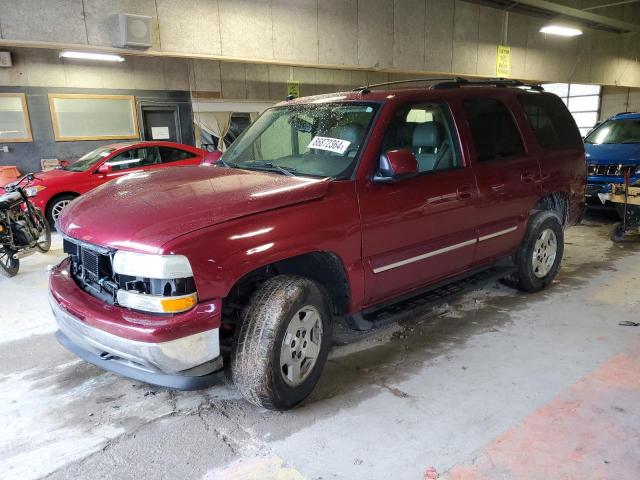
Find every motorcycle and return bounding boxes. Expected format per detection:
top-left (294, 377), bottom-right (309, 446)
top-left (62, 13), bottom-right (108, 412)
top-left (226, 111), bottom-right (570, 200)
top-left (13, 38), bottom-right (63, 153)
top-left (0, 173), bottom-right (51, 277)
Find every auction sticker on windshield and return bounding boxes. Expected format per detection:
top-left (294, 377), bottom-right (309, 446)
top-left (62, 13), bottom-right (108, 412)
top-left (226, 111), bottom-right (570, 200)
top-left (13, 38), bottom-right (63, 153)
top-left (308, 136), bottom-right (351, 154)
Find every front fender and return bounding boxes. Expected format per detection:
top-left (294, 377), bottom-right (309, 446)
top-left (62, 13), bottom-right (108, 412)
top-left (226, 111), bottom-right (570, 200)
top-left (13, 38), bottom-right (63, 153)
top-left (161, 181), bottom-right (363, 305)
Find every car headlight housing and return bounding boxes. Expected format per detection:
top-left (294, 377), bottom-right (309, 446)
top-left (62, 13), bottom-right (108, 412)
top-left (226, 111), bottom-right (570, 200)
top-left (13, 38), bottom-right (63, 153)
top-left (113, 251), bottom-right (197, 314)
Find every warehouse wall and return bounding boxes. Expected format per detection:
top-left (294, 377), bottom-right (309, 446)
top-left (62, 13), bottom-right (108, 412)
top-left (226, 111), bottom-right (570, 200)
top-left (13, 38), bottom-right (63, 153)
top-left (600, 86), bottom-right (640, 119)
top-left (1, 0), bottom-right (639, 87)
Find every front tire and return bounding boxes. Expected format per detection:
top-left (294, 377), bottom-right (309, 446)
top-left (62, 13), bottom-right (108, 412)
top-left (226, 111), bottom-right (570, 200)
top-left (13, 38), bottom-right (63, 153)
top-left (231, 275), bottom-right (332, 410)
top-left (0, 248), bottom-right (19, 277)
top-left (46, 194), bottom-right (76, 229)
top-left (507, 210), bottom-right (564, 292)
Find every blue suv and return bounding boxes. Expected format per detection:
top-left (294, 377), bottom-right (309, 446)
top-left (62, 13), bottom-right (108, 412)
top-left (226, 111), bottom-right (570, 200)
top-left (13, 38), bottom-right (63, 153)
top-left (585, 112), bottom-right (640, 207)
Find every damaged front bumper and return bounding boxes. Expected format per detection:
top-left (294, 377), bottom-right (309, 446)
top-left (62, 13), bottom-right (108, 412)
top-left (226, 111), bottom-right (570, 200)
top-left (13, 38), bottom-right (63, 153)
top-left (49, 259), bottom-right (224, 390)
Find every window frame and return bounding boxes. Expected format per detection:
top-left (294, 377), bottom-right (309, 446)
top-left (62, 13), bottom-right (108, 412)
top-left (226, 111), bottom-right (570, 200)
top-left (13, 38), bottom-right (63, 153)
top-left (48, 93), bottom-right (139, 142)
top-left (0, 93), bottom-right (33, 143)
top-left (462, 96), bottom-right (526, 164)
top-left (105, 146), bottom-right (161, 172)
top-left (377, 100), bottom-right (463, 177)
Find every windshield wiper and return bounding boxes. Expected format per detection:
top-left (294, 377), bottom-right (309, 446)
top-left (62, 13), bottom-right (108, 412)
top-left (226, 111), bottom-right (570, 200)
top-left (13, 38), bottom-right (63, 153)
top-left (242, 161), bottom-right (298, 177)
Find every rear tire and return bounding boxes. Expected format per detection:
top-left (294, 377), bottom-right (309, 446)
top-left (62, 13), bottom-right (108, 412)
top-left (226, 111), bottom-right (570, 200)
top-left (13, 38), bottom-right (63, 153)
top-left (506, 210), bottom-right (564, 293)
top-left (33, 208), bottom-right (51, 252)
top-left (0, 248), bottom-right (19, 277)
top-left (231, 275), bottom-right (332, 410)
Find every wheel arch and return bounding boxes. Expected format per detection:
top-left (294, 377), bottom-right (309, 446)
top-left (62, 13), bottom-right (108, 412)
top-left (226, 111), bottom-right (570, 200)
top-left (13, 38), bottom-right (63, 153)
top-left (532, 191), bottom-right (570, 227)
top-left (46, 191), bottom-right (80, 211)
top-left (225, 250), bottom-right (351, 318)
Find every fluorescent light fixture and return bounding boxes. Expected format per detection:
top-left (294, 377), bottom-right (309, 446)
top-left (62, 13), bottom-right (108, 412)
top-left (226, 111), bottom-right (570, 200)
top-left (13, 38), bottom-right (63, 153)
top-left (60, 51), bottom-right (125, 62)
top-left (539, 25), bottom-right (583, 37)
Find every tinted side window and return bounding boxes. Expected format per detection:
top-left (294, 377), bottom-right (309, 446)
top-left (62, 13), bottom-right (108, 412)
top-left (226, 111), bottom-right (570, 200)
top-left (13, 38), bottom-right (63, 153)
top-left (381, 102), bottom-right (460, 173)
top-left (106, 147), bottom-right (160, 171)
top-left (463, 98), bottom-right (524, 162)
top-left (159, 147), bottom-right (195, 163)
top-left (518, 94), bottom-right (582, 148)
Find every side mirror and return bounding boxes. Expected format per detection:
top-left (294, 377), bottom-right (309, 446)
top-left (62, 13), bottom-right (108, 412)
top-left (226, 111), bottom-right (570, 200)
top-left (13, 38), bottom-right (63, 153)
top-left (202, 150), bottom-right (223, 165)
top-left (373, 149), bottom-right (419, 183)
top-left (97, 163), bottom-right (113, 174)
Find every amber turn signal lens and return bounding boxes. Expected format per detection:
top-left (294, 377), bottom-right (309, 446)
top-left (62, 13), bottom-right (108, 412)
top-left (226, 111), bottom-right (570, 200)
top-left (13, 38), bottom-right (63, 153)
top-left (160, 293), bottom-right (198, 313)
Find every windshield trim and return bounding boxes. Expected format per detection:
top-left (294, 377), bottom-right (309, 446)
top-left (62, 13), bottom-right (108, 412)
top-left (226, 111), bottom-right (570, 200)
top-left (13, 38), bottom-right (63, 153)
top-left (220, 100), bottom-right (385, 181)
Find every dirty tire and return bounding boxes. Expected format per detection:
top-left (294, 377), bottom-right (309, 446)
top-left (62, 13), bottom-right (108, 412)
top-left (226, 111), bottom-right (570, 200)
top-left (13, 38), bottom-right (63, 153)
top-left (610, 222), bottom-right (625, 242)
top-left (506, 210), bottom-right (564, 293)
top-left (231, 275), bottom-right (332, 410)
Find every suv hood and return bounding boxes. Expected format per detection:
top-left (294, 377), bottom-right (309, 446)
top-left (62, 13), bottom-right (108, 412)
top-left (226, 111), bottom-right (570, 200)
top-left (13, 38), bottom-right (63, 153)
top-left (585, 143), bottom-right (640, 164)
top-left (58, 166), bottom-right (330, 253)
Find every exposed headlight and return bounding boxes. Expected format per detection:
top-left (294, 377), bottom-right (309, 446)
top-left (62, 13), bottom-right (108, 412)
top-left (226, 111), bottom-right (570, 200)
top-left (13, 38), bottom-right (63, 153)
top-left (117, 290), bottom-right (198, 314)
top-left (25, 185), bottom-right (46, 197)
top-left (113, 251), bottom-right (193, 279)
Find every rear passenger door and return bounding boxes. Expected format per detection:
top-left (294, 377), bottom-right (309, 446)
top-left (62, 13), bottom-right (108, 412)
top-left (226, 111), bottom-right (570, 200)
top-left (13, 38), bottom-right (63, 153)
top-left (460, 96), bottom-right (542, 266)
top-left (516, 93), bottom-right (585, 219)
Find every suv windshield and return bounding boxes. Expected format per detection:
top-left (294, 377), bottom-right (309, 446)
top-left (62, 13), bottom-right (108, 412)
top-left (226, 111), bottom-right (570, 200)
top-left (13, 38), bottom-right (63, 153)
top-left (64, 147), bottom-right (115, 172)
top-left (585, 118), bottom-right (640, 144)
top-left (221, 102), bottom-right (379, 179)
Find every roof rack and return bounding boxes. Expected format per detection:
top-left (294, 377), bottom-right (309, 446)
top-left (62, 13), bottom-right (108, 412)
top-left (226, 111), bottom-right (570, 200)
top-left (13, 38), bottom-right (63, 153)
top-left (352, 77), bottom-right (467, 94)
top-left (353, 77), bottom-right (544, 94)
top-left (431, 78), bottom-right (544, 91)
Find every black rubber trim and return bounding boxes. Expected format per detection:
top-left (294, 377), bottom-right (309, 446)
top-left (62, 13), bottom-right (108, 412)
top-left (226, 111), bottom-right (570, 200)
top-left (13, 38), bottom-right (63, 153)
top-left (55, 330), bottom-right (224, 391)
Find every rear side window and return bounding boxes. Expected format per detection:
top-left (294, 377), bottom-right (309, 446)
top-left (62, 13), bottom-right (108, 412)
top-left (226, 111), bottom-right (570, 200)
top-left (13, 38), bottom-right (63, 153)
top-left (462, 98), bottom-right (524, 162)
top-left (518, 94), bottom-right (582, 148)
top-left (159, 147), bottom-right (195, 163)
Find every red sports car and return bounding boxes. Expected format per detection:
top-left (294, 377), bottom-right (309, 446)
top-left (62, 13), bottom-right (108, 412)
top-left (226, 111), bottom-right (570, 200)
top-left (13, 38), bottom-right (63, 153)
top-left (27, 141), bottom-right (206, 226)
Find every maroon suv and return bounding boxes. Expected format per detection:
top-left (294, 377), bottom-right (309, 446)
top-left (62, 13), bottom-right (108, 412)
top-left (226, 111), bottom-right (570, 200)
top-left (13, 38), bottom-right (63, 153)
top-left (49, 78), bottom-right (585, 410)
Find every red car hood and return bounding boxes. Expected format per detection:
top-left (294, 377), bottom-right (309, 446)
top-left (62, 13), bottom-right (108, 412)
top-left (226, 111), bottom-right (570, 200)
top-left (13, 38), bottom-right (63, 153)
top-left (33, 168), bottom-right (83, 185)
top-left (58, 166), bottom-right (330, 254)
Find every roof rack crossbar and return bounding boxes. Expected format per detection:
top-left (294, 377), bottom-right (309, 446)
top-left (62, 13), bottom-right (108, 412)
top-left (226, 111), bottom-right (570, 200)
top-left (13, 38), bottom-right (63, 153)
top-left (431, 78), bottom-right (544, 92)
top-left (352, 77), bottom-right (467, 93)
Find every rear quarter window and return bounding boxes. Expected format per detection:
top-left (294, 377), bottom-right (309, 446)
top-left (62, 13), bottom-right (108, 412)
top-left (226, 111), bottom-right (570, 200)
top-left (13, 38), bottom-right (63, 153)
top-left (517, 94), bottom-right (583, 148)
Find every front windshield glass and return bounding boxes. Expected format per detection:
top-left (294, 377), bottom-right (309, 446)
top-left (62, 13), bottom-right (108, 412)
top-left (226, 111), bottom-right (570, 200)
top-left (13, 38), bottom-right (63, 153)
top-left (64, 147), bottom-right (115, 172)
top-left (221, 102), bottom-right (379, 179)
top-left (585, 118), bottom-right (640, 144)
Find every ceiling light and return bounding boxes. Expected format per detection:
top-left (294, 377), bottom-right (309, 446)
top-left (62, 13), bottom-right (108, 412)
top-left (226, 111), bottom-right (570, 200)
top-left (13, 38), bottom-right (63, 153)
top-left (539, 25), bottom-right (583, 37)
top-left (60, 51), bottom-right (125, 62)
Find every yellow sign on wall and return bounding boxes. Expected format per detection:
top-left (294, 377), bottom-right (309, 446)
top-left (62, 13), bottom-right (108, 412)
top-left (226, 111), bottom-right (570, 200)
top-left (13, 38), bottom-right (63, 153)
top-left (287, 81), bottom-right (300, 98)
top-left (496, 45), bottom-right (511, 78)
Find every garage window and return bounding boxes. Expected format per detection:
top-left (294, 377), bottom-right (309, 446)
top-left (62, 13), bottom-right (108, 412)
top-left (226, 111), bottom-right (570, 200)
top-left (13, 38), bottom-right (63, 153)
top-left (542, 83), bottom-right (601, 137)
top-left (0, 93), bottom-right (32, 143)
top-left (49, 94), bottom-right (139, 141)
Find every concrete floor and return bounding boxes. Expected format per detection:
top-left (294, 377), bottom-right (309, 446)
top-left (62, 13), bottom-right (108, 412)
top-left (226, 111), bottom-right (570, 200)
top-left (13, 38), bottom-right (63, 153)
top-left (1, 213), bottom-right (639, 480)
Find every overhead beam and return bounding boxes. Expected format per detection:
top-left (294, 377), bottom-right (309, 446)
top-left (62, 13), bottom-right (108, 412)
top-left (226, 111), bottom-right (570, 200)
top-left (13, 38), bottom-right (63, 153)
top-left (583, 0), bottom-right (640, 12)
top-left (511, 0), bottom-right (640, 32)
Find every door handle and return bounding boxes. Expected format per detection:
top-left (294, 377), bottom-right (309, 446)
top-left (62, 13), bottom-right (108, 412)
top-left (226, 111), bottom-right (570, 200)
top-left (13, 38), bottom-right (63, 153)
top-left (457, 184), bottom-right (474, 200)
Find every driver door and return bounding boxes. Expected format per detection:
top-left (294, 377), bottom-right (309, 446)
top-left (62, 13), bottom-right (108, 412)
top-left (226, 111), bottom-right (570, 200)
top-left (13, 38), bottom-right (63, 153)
top-left (357, 102), bottom-right (479, 305)
top-left (94, 146), bottom-right (161, 186)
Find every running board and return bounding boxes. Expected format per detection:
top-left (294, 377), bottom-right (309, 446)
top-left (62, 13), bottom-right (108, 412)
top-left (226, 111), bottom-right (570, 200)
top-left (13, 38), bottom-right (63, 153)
top-left (333, 263), bottom-right (515, 344)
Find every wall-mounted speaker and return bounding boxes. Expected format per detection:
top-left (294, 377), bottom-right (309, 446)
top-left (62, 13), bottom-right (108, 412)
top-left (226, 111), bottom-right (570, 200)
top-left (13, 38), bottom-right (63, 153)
top-left (117, 13), bottom-right (152, 48)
